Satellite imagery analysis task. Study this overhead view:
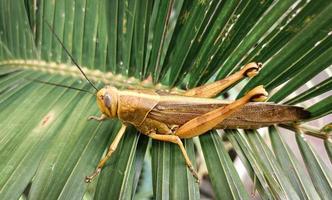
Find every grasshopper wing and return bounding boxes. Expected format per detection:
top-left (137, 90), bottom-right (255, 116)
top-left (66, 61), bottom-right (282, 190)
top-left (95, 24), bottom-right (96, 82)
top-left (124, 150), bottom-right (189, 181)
top-left (148, 98), bottom-right (310, 129)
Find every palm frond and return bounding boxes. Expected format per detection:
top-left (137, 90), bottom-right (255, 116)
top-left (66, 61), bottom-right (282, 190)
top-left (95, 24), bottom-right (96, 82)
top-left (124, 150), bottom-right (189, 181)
top-left (1, 0), bottom-right (332, 199)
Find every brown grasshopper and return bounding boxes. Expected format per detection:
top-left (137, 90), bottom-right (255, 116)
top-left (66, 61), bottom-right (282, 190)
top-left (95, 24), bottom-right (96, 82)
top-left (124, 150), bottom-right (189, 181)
top-left (43, 22), bottom-right (310, 183)
top-left (83, 62), bottom-right (309, 183)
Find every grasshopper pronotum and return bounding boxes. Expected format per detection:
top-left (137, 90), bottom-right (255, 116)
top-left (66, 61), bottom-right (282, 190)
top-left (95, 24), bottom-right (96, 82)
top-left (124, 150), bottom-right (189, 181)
top-left (42, 23), bottom-right (310, 183)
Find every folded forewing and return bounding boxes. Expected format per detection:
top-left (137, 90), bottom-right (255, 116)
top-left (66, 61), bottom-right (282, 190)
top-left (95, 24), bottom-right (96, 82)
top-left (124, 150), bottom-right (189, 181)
top-left (148, 100), bottom-right (309, 129)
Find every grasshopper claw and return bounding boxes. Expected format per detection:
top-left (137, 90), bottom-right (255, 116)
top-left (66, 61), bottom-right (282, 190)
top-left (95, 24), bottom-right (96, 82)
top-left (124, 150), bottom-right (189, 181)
top-left (85, 176), bottom-right (92, 183)
top-left (88, 114), bottom-right (107, 121)
top-left (85, 168), bottom-right (101, 183)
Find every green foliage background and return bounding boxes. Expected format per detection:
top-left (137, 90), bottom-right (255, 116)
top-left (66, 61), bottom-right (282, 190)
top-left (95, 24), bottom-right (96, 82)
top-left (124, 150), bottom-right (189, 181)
top-left (0, 0), bottom-right (332, 199)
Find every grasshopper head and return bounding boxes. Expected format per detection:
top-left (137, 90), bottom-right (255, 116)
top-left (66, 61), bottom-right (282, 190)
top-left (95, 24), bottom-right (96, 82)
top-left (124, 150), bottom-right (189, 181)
top-left (96, 87), bottom-right (118, 118)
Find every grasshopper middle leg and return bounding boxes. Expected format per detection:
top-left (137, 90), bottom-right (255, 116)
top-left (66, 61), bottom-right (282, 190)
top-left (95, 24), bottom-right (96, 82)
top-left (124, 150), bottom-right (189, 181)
top-left (183, 62), bottom-right (262, 98)
top-left (148, 132), bottom-right (200, 182)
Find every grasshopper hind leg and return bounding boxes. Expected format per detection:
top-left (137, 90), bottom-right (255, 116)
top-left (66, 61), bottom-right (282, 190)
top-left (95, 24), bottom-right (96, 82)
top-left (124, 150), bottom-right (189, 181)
top-left (183, 62), bottom-right (262, 98)
top-left (175, 86), bottom-right (268, 138)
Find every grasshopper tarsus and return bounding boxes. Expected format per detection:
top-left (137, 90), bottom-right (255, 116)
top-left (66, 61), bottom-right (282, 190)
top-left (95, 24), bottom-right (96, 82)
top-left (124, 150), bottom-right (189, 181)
top-left (85, 168), bottom-right (101, 183)
top-left (87, 114), bottom-right (107, 121)
top-left (188, 164), bottom-right (200, 183)
top-left (84, 177), bottom-right (92, 183)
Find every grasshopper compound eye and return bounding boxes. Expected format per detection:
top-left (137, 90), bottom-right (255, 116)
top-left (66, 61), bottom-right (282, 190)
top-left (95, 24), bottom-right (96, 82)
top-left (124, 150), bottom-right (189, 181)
top-left (104, 93), bottom-right (112, 108)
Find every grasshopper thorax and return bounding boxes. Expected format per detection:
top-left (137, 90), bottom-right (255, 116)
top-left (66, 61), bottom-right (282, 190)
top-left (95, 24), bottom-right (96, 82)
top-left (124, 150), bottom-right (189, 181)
top-left (96, 86), bottom-right (118, 118)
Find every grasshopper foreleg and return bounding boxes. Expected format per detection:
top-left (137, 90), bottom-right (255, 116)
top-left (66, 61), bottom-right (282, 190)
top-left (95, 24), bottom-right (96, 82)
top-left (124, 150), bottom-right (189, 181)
top-left (85, 124), bottom-right (127, 183)
top-left (88, 114), bottom-right (107, 121)
top-left (148, 132), bottom-right (200, 183)
top-left (183, 62), bottom-right (262, 98)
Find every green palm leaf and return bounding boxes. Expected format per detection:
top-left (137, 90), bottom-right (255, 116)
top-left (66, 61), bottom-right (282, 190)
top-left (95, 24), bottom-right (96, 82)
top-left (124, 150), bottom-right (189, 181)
top-left (1, 0), bottom-right (331, 199)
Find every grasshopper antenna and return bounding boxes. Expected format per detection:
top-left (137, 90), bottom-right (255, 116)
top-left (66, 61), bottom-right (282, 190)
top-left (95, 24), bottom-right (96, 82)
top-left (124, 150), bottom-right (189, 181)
top-left (44, 21), bottom-right (99, 92)
top-left (26, 78), bottom-right (95, 94)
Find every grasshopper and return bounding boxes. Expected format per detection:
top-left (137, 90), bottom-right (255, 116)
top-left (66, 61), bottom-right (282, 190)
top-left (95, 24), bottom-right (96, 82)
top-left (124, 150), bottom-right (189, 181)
top-left (42, 22), bottom-right (310, 184)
